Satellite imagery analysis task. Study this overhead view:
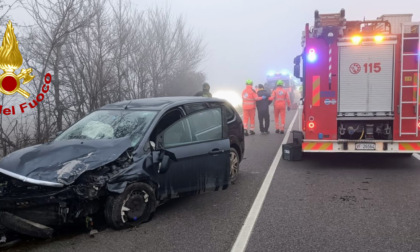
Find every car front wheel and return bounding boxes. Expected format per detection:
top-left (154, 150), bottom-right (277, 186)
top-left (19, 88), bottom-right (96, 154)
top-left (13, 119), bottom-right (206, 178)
top-left (230, 147), bottom-right (240, 183)
top-left (105, 182), bottom-right (156, 230)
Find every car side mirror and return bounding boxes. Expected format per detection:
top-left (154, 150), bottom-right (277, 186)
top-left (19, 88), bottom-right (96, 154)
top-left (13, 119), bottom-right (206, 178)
top-left (150, 141), bottom-right (156, 151)
top-left (159, 155), bottom-right (171, 174)
top-left (152, 149), bottom-right (177, 174)
top-left (152, 150), bottom-right (160, 164)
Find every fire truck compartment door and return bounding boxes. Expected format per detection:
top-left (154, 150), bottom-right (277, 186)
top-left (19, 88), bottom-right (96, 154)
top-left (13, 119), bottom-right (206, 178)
top-left (338, 44), bottom-right (394, 115)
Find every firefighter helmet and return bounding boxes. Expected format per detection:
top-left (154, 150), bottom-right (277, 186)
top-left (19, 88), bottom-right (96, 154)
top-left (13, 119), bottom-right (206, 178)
top-left (276, 80), bottom-right (284, 86)
top-left (246, 80), bottom-right (253, 85)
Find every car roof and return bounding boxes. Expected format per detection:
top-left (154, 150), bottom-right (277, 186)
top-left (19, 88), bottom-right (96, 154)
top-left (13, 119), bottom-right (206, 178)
top-left (100, 96), bottom-right (226, 111)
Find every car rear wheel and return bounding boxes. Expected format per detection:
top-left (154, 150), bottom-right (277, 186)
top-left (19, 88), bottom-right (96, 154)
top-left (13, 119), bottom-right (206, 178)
top-left (105, 182), bottom-right (156, 230)
top-left (230, 147), bottom-right (240, 183)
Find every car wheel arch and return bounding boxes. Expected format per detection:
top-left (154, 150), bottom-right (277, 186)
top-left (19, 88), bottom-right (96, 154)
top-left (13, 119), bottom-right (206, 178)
top-left (106, 179), bottom-right (158, 196)
top-left (230, 142), bottom-right (242, 162)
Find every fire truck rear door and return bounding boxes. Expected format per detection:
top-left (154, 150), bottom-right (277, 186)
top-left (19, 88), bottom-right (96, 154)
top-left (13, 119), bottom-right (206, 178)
top-left (338, 44), bottom-right (394, 116)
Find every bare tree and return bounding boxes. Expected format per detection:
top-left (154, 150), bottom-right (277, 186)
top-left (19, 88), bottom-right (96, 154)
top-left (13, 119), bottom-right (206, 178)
top-left (143, 7), bottom-right (205, 97)
top-left (22, 0), bottom-right (98, 141)
top-left (0, 0), bottom-right (206, 157)
top-left (63, 0), bottom-right (114, 115)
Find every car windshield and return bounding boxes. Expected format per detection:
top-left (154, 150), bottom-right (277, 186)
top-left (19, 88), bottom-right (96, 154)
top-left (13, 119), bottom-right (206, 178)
top-left (55, 110), bottom-right (157, 146)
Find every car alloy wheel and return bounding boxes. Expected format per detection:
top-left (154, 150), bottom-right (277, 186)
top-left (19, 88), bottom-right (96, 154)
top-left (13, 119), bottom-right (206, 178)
top-left (230, 147), bottom-right (239, 183)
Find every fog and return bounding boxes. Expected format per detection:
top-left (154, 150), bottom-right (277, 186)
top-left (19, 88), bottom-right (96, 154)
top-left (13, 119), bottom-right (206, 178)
top-left (141, 0), bottom-right (420, 94)
top-left (0, 0), bottom-right (419, 155)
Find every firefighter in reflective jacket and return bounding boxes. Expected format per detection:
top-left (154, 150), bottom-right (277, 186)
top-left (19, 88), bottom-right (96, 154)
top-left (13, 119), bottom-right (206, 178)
top-left (242, 80), bottom-right (263, 136)
top-left (269, 80), bottom-right (291, 134)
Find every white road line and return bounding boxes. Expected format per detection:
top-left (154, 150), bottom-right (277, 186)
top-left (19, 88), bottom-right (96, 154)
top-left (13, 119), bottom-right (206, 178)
top-left (413, 153), bottom-right (420, 161)
top-left (231, 110), bottom-right (299, 252)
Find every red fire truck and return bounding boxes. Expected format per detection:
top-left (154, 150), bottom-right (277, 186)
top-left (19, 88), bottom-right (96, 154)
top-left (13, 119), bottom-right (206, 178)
top-left (294, 9), bottom-right (420, 153)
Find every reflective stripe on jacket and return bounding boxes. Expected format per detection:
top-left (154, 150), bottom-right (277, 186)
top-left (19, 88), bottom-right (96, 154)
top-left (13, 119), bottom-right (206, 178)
top-left (269, 87), bottom-right (291, 108)
top-left (242, 85), bottom-right (261, 109)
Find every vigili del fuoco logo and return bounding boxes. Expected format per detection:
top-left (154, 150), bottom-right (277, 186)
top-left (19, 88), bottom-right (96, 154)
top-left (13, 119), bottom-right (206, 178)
top-left (0, 21), bottom-right (51, 115)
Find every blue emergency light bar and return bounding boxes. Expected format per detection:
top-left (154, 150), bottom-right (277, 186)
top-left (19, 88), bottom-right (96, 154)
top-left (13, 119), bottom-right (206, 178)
top-left (307, 48), bottom-right (317, 63)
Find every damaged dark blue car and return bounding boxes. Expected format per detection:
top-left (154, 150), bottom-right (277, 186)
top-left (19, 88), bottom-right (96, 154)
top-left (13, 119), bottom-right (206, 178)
top-left (0, 97), bottom-right (244, 239)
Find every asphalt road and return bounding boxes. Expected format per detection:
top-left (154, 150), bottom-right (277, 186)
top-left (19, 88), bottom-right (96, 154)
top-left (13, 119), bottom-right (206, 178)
top-left (4, 107), bottom-right (420, 252)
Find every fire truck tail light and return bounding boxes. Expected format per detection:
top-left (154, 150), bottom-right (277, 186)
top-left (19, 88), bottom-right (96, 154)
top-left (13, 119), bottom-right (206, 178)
top-left (351, 36), bottom-right (362, 45)
top-left (374, 35), bottom-right (384, 43)
top-left (307, 48), bottom-right (317, 63)
top-left (417, 122), bottom-right (420, 128)
top-left (308, 122), bottom-right (315, 129)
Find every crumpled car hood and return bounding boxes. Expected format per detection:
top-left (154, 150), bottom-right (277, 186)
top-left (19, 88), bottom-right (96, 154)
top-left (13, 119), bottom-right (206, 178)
top-left (0, 138), bottom-right (132, 186)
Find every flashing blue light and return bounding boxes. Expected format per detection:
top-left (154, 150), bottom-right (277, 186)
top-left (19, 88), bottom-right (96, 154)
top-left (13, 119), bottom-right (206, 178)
top-left (318, 133), bottom-right (323, 139)
top-left (307, 48), bottom-right (317, 63)
top-left (267, 71), bottom-right (275, 77)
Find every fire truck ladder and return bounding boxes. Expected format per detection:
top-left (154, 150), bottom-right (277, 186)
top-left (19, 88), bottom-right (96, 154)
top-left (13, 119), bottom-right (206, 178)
top-left (399, 22), bottom-right (420, 136)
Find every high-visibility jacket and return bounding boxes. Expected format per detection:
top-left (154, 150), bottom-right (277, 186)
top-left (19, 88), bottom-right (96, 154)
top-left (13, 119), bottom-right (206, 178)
top-left (269, 87), bottom-right (291, 108)
top-left (242, 85), bottom-right (262, 109)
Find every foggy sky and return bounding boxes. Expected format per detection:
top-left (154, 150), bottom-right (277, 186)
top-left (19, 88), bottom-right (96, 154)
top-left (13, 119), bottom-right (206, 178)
top-left (8, 0), bottom-right (420, 95)
top-left (141, 0), bottom-right (420, 94)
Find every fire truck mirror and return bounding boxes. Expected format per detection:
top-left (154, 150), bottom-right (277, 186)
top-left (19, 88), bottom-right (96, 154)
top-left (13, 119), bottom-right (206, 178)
top-left (294, 55), bottom-right (301, 78)
top-left (294, 55), bottom-right (301, 65)
top-left (293, 65), bottom-right (300, 79)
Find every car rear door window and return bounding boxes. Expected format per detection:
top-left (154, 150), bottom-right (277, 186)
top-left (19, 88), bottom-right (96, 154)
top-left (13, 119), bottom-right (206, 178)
top-left (222, 103), bottom-right (235, 122)
top-left (162, 108), bottom-right (222, 148)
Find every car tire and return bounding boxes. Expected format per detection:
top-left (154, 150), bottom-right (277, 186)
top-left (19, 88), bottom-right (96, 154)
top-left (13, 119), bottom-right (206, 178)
top-left (104, 182), bottom-right (156, 230)
top-left (230, 147), bottom-right (240, 183)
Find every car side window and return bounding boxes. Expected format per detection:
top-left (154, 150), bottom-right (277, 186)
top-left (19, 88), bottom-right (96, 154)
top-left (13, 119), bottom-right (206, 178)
top-left (183, 103), bottom-right (208, 114)
top-left (187, 107), bottom-right (222, 142)
top-left (161, 107), bottom-right (222, 148)
top-left (162, 119), bottom-right (193, 148)
top-left (222, 103), bottom-right (235, 122)
top-left (210, 102), bottom-right (235, 123)
top-left (150, 109), bottom-right (184, 146)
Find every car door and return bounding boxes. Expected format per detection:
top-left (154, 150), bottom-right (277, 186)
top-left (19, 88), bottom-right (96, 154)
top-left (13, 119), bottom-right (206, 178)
top-left (156, 106), bottom-right (230, 196)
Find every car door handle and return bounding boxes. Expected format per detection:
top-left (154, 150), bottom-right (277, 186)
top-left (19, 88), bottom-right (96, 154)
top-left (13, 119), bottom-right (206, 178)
top-left (208, 149), bottom-right (224, 155)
